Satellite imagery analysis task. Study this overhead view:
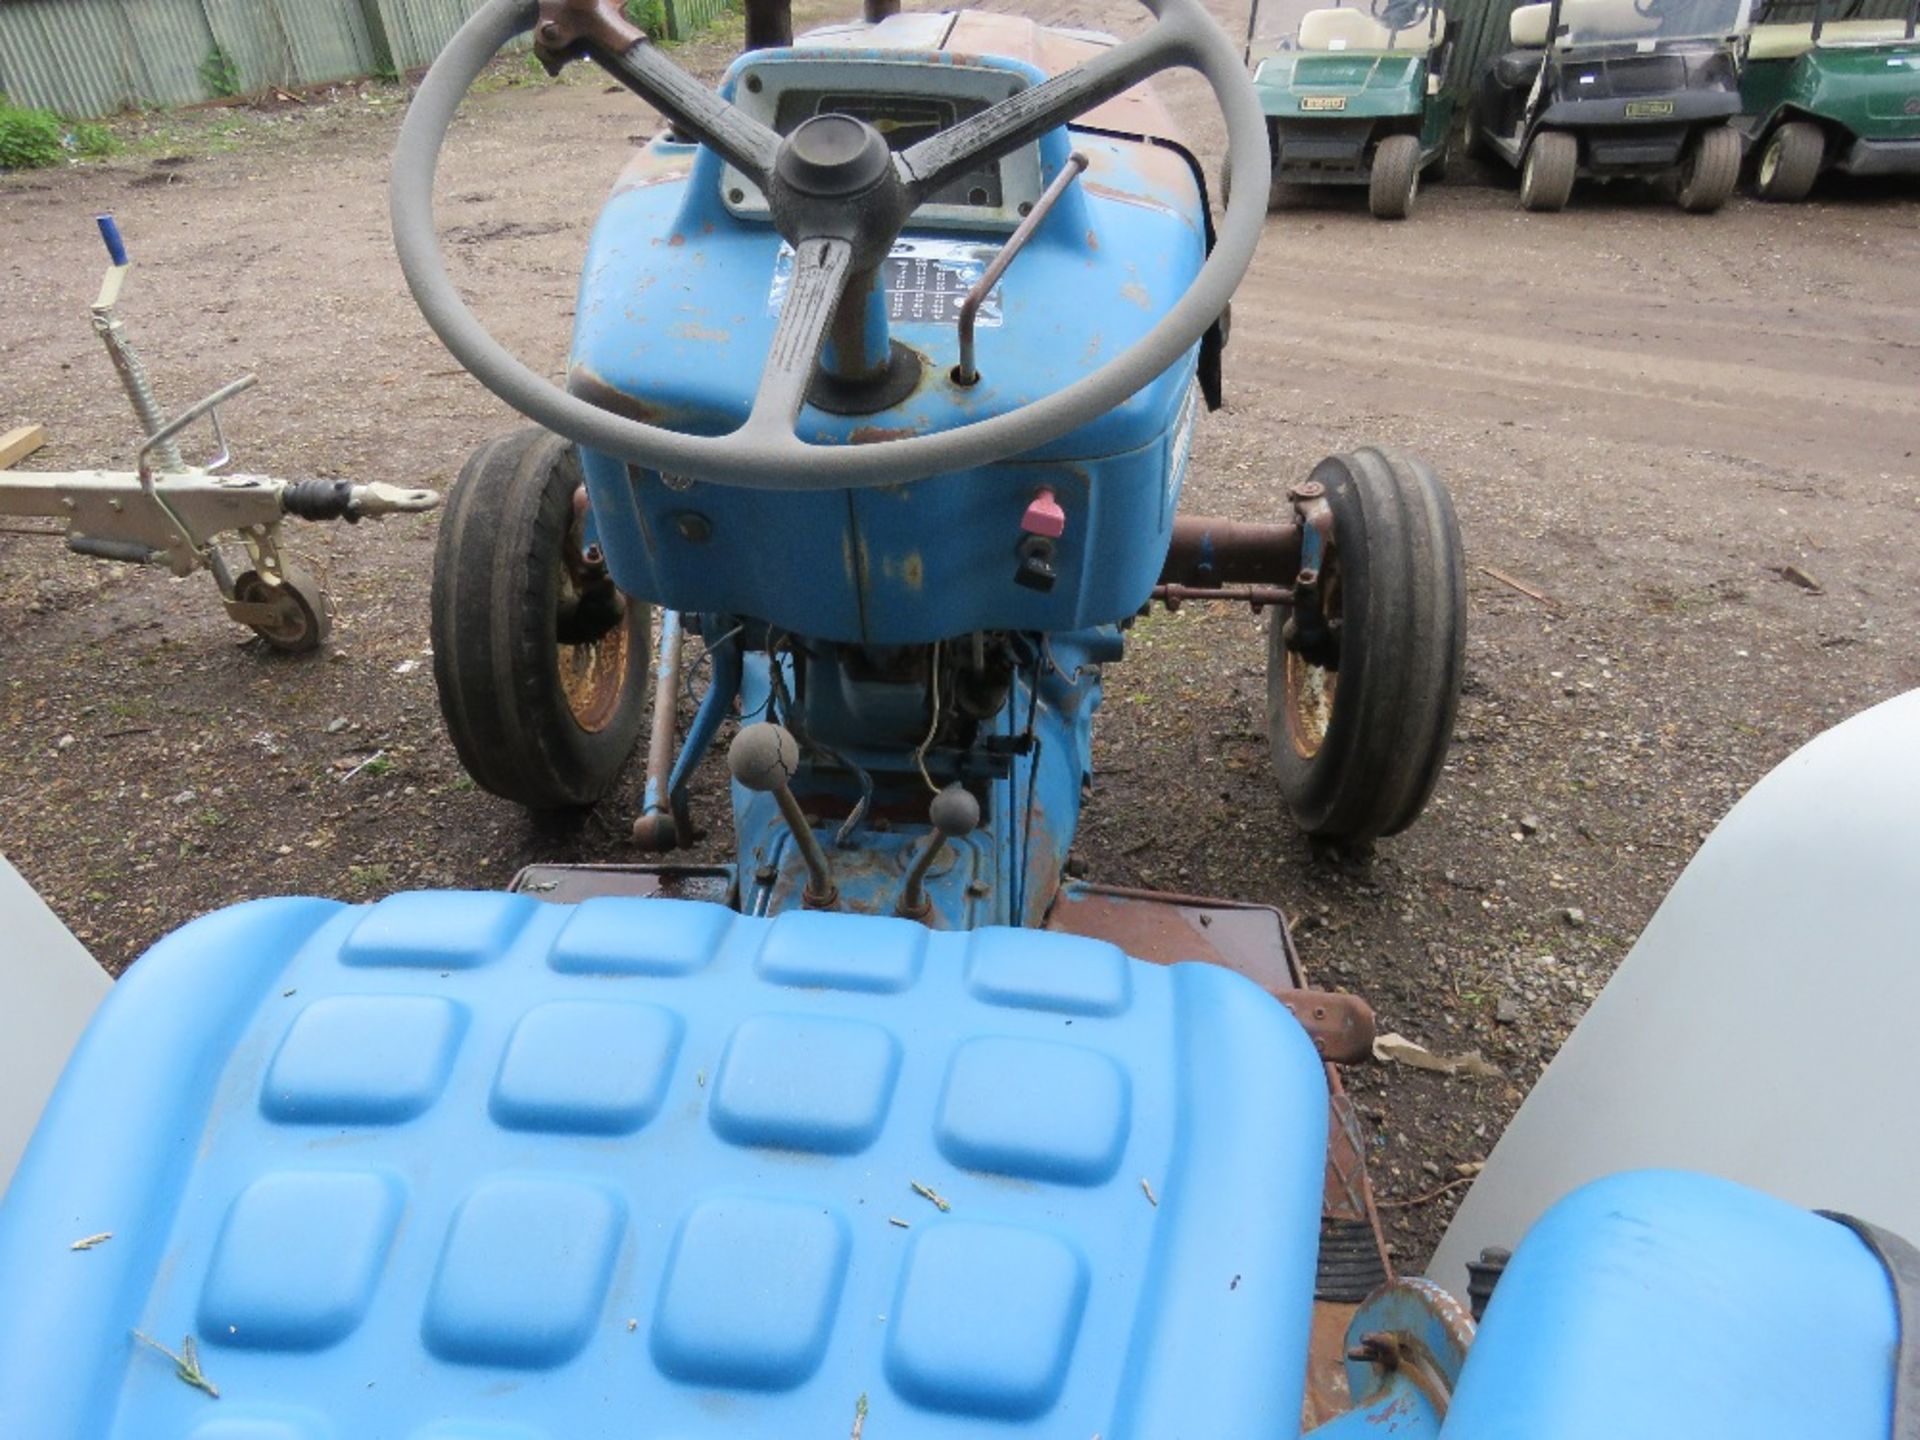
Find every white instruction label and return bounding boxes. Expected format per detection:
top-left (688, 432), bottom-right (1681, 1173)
top-left (769, 237), bottom-right (1004, 327)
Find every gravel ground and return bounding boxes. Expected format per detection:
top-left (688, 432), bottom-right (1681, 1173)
top-left (2, 0), bottom-right (1917, 1273)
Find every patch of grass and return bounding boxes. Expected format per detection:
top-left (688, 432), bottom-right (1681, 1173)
top-left (346, 862), bottom-right (394, 892)
top-left (0, 101), bottom-right (61, 166)
top-left (0, 99), bottom-right (65, 170)
top-left (200, 44), bottom-right (242, 100)
top-left (624, 0), bottom-right (670, 38)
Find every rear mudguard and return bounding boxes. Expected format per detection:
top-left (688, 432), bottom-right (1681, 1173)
top-left (1428, 688), bottom-right (1920, 1303)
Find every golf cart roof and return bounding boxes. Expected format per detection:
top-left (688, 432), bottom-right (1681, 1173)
top-left (1510, 0), bottom-right (1754, 49)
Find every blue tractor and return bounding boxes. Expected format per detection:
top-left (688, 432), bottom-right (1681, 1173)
top-left (0, 0), bottom-right (1910, 1435)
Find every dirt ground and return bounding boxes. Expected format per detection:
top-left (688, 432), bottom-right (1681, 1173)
top-left (3, 0), bottom-right (1918, 1275)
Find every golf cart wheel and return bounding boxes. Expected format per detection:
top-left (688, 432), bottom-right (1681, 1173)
top-left (431, 426), bottom-right (650, 811)
top-left (1267, 448), bottom-right (1466, 841)
top-left (1520, 130), bottom-right (1577, 211)
top-left (1369, 134), bottom-right (1422, 220)
top-left (235, 564), bottom-right (330, 655)
top-left (1675, 125), bottom-right (1741, 213)
top-left (1755, 121), bottom-right (1823, 203)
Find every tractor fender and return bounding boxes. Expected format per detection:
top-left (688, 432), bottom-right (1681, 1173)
top-left (0, 852), bottom-right (107, 1194)
top-left (1428, 688), bottom-right (1920, 1303)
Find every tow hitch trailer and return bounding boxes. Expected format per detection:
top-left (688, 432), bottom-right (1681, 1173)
top-left (0, 216), bottom-right (438, 653)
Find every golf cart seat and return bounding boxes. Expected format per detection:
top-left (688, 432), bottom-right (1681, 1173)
top-left (1300, 7), bottom-right (1398, 49)
top-left (1509, 1), bottom-right (1552, 45)
top-left (0, 892), bottom-right (1333, 1438)
top-left (1441, 1170), bottom-right (1900, 1439)
top-left (1297, 6), bottom-right (1448, 50)
top-left (1750, 17), bottom-right (1915, 57)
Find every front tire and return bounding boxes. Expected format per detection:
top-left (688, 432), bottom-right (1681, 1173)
top-left (1676, 124), bottom-right (1741, 213)
top-left (1267, 448), bottom-right (1466, 841)
top-left (1519, 130), bottom-right (1577, 211)
top-left (1369, 134), bottom-right (1422, 220)
top-left (431, 426), bottom-right (650, 811)
top-left (1755, 120), bottom-right (1823, 202)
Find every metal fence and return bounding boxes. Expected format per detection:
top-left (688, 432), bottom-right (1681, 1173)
top-left (0, 0), bottom-right (530, 117)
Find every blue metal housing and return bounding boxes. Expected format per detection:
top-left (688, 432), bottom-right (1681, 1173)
top-left (569, 51), bottom-right (1207, 647)
top-left (0, 891), bottom-right (1330, 1438)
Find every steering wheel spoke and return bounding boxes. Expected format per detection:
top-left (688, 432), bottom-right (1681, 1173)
top-left (597, 39), bottom-right (781, 184)
top-left (742, 237), bottom-right (854, 440)
top-left (900, 22), bottom-right (1188, 195)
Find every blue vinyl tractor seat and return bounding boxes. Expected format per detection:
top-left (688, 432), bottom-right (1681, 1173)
top-left (0, 891), bottom-right (1331, 1439)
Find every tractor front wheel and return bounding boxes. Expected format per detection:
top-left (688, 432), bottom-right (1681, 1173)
top-left (1267, 448), bottom-right (1466, 842)
top-left (1755, 121), bottom-right (1823, 202)
top-left (1519, 130), bottom-right (1578, 211)
top-left (1369, 134), bottom-right (1422, 220)
top-left (1675, 125), bottom-right (1741, 213)
top-left (430, 426), bottom-right (650, 811)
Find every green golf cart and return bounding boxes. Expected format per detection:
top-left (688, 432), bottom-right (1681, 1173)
top-left (1243, 0), bottom-right (1457, 218)
top-left (1738, 0), bottom-right (1920, 199)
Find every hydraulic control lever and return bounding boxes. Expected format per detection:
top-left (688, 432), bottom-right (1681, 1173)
top-left (729, 722), bottom-right (838, 908)
top-left (898, 784), bottom-right (981, 920)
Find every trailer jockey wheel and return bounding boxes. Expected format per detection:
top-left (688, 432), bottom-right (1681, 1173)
top-left (234, 563), bottom-right (330, 655)
top-left (430, 426), bottom-right (650, 810)
top-left (1267, 447), bottom-right (1466, 842)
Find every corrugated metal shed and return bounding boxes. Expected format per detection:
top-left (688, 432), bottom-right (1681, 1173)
top-left (201, 0), bottom-right (383, 94)
top-left (373, 0), bottom-right (495, 71)
top-left (0, 0), bottom-right (515, 116)
top-left (0, 0), bottom-right (210, 117)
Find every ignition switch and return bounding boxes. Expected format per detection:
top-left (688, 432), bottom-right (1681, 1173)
top-left (1015, 488), bottom-right (1065, 593)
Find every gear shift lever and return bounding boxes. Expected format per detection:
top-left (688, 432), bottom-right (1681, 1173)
top-left (728, 722), bottom-right (838, 908)
top-left (898, 784), bottom-right (980, 920)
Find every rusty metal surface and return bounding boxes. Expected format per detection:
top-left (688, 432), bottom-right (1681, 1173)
top-left (534, 0), bottom-right (645, 65)
top-left (743, 0), bottom-right (792, 49)
top-left (940, 10), bottom-right (1186, 142)
top-left (509, 863), bottom-right (736, 905)
top-left (1345, 1278), bottom-right (1476, 1422)
top-left (1043, 883), bottom-right (1375, 1062)
top-left (1305, 1301), bottom-right (1362, 1430)
top-left (1162, 514), bottom-right (1303, 585)
top-left (1153, 582), bottom-right (1292, 610)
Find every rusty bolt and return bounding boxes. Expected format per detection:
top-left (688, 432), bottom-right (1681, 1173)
top-left (1289, 480), bottom-right (1325, 502)
top-left (754, 863), bottom-right (777, 886)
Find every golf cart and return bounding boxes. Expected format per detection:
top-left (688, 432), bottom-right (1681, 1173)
top-left (1244, 0), bottom-right (1457, 217)
top-left (1468, 0), bottom-right (1754, 211)
top-left (1736, 0), bottom-right (1920, 200)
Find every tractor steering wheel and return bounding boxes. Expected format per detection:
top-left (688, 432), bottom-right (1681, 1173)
top-left (391, 0), bottom-right (1269, 491)
top-left (1370, 0), bottom-right (1432, 30)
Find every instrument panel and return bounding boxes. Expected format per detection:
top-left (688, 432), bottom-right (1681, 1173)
top-left (719, 57), bottom-right (1047, 231)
